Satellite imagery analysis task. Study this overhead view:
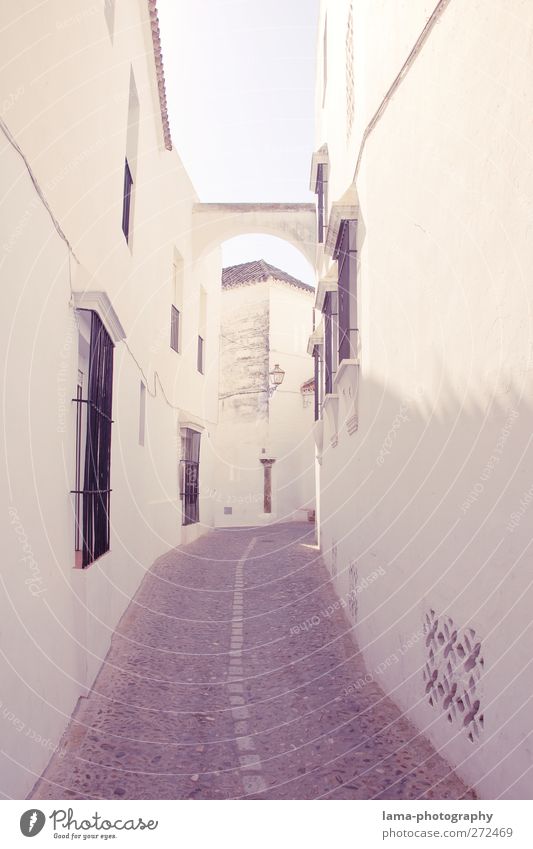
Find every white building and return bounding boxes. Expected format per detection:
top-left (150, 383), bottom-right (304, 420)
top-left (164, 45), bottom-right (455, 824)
top-left (310, 0), bottom-right (533, 798)
top-left (0, 0), bottom-right (221, 799)
top-left (215, 260), bottom-right (315, 527)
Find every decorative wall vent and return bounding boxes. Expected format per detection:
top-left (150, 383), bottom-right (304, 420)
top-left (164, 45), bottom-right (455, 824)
top-left (348, 561), bottom-right (358, 623)
top-left (345, 1), bottom-right (355, 141)
top-left (423, 609), bottom-right (484, 743)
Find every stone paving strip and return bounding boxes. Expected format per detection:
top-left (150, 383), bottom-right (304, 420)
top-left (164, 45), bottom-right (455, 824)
top-left (31, 523), bottom-right (475, 800)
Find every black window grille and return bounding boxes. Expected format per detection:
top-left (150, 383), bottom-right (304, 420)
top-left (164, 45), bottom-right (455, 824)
top-left (180, 428), bottom-right (200, 526)
top-left (313, 346), bottom-right (321, 421)
top-left (122, 157), bottom-right (133, 242)
top-left (316, 163), bottom-right (326, 244)
top-left (324, 291), bottom-right (337, 394)
top-left (197, 335), bottom-right (204, 374)
top-left (336, 219), bottom-right (357, 362)
top-left (73, 311), bottom-right (114, 567)
top-left (170, 305), bottom-right (180, 352)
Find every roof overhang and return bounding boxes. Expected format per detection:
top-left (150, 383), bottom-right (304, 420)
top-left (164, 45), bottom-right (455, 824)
top-left (307, 319), bottom-right (324, 355)
top-left (325, 184), bottom-right (359, 256)
top-left (72, 290), bottom-right (126, 344)
top-left (309, 144), bottom-right (329, 193)
top-left (315, 271), bottom-right (338, 312)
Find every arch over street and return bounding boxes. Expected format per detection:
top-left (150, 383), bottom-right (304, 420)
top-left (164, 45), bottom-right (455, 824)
top-left (192, 202), bottom-right (317, 268)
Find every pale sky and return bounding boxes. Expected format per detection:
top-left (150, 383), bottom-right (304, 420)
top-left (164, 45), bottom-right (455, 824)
top-left (157, 0), bottom-right (319, 284)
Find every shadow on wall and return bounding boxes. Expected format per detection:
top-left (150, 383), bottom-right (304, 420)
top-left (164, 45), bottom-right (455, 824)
top-left (318, 371), bottom-right (533, 799)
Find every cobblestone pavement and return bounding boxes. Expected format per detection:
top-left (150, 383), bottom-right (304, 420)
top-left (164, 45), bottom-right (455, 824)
top-left (32, 523), bottom-right (475, 800)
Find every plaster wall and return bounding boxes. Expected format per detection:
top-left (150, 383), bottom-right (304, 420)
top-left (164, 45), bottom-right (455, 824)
top-left (0, 0), bottom-right (221, 797)
top-left (215, 278), bottom-right (315, 527)
top-left (314, 0), bottom-right (533, 798)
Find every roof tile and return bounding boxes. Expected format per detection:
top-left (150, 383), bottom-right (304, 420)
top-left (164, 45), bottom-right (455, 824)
top-left (222, 259), bottom-right (314, 293)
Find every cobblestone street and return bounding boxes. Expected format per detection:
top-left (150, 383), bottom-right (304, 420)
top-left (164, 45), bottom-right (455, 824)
top-left (32, 523), bottom-right (474, 800)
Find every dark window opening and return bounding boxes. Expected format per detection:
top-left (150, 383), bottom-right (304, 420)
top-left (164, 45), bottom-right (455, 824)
top-left (197, 335), bottom-right (204, 374)
top-left (337, 219), bottom-right (358, 362)
top-left (73, 312), bottom-right (114, 567)
top-left (180, 428), bottom-right (200, 526)
top-left (316, 163), bottom-right (327, 244)
top-left (170, 305), bottom-right (180, 352)
top-left (122, 157), bottom-right (133, 243)
top-left (324, 291), bottom-right (337, 394)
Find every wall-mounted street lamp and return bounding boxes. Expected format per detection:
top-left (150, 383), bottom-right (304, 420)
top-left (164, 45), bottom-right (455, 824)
top-left (268, 363), bottom-right (285, 397)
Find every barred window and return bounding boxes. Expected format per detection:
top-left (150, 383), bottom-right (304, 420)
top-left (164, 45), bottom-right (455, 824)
top-left (324, 291), bottom-right (338, 394)
top-left (73, 311), bottom-right (114, 567)
top-left (336, 219), bottom-right (357, 363)
top-left (180, 429), bottom-right (201, 526)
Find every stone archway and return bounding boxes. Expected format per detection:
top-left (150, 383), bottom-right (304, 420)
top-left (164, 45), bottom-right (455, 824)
top-left (192, 202), bottom-right (316, 267)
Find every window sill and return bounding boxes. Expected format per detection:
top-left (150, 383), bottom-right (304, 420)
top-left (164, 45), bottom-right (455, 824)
top-left (334, 358), bottom-right (359, 389)
top-left (73, 549), bottom-right (110, 570)
top-left (334, 359), bottom-right (360, 436)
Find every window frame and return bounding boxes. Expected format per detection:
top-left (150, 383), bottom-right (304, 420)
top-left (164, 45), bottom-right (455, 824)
top-left (316, 163), bottom-right (326, 244)
top-left (336, 219), bottom-right (358, 364)
top-left (180, 428), bottom-right (201, 526)
top-left (197, 335), bottom-right (204, 374)
top-left (170, 304), bottom-right (180, 353)
top-left (72, 310), bottom-right (114, 568)
top-left (122, 157), bottom-right (133, 243)
top-left (323, 291), bottom-right (338, 395)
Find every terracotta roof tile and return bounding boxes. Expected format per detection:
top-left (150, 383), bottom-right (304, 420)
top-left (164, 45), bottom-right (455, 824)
top-left (148, 0), bottom-right (172, 151)
top-left (221, 260), bottom-right (314, 293)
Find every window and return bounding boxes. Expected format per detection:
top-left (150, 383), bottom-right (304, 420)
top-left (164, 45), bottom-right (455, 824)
top-left (316, 163), bottom-right (327, 244)
top-left (324, 291), bottom-right (338, 394)
top-left (198, 284), bottom-right (207, 373)
top-left (197, 335), bottom-right (204, 374)
top-left (170, 305), bottom-right (180, 353)
top-left (180, 428), bottom-right (200, 525)
top-left (336, 219), bottom-right (357, 362)
top-left (122, 159), bottom-right (133, 242)
top-left (139, 382), bottom-right (146, 446)
top-left (73, 311), bottom-right (114, 567)
top-left (122, 69), bottom-right (139, 245)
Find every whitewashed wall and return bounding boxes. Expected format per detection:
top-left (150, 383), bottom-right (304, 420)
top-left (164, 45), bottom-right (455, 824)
top-left (314, 0), bottom-right (533, 798)
top-left (215, 276), bottom-right (315, 527)
top-left (0, 0), bottom-right (221, 798)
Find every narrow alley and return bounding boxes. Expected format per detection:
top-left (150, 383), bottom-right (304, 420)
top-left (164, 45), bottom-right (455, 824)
top-left (32, 524), bottom-right (474, 801)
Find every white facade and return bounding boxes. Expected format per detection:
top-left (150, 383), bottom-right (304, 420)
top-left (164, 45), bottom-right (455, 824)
top-left (215, 262), bottom-right (315, 527)
top-left (311, 0), bottom-right (533, 798)
top-left (0, 0), bottom-right (221, 798)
